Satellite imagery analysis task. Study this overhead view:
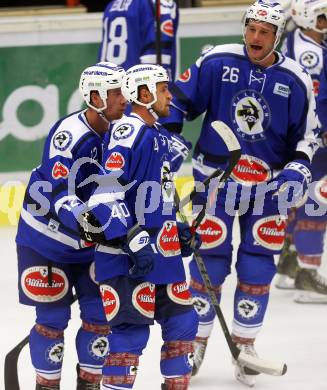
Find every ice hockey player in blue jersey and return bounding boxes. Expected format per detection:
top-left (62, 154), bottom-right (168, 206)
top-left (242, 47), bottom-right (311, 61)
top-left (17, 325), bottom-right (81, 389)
top-left (15, 62), bottom-right (126, 390)
top-left (98, 0), bottom-right (179, 82)
top-left (80, 64), bottom-right (198, 389)
top-left (160, 0), bottom-right (320, 386)
top-left (275, 0), bottom-right (327, 303)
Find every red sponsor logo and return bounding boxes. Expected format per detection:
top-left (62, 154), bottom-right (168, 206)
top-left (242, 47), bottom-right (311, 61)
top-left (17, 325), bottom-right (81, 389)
top-left (105, 152), bottom-right (125, 171)
top-left (313, 79), bottom-right (320, 96)
top-left (157, 220), bottom-right (181, 257)
top-left (52, 161), bottom-right (69, 179)
top-left (315, 175), bottom-right (327, 205)
top-left (161, 20), bottom-right (174, 37)
top-left (167, 281), bottom-right (192, 305)
top-left (252, 216), bottom-right (286, 250)
top-left (231, 155), bottom-right (271, 185)
top-left (132, 282), bottom-right (155, 318)
top-left (196, 215), bottom-right (227, 249)
top-left (100, 285), bottom-right (120, 322)
top-left (179, 69), bottom-right (191, 82)
top-left (21, 266), bottom-right (68, 302)
top-left (257, 10), bottom-right (268, 16)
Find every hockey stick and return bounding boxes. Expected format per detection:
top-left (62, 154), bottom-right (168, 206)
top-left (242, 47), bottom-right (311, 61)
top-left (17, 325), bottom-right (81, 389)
top-left (176, 121), bottom-right (287, 377)
top-left (155, 0), bottom-right (162, 65)
top-left (4, 295), bottom-right (78, 390)
top-left (4, 335), bottom-right (29, 390)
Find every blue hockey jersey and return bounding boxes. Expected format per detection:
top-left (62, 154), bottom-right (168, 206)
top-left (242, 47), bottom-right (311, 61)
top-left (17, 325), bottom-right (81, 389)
top-left (161, 43), bottom-right (320, 188)
top-left (98, 0), bottom-right (179, 81)
top-left (92, 113), bottom-right (186, 284)
top-left (16, 111), bottom-right (104, 263)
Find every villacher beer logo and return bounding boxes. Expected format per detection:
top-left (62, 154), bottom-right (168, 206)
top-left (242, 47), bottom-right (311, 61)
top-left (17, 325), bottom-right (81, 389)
top-left (105, 152), bottom-right (125, 171)
top-left (196, 215), bottom-right (227, 249)
top-left (167, 281), bottom-right (192, 305)
top-left (252, 216), bottom-right (286, 250)
top-left (52, 161), bottom-right (69, 179)
top-left (231, 155), bottom-right (271, 185)
top-left (21, 266), bottom-right (68, 302)
top-left (161, 20), bottom-right (174, 37)
top-left (100, 285), bottom-right (120, 322)
top-left (179, 68), bottom-right (191, 82)
top-left (314, 175), bottom-right (327, 205)
top-left (132, 282), bottom-right (155, 318)
top-left (157, 220), bottom-right (181, 257)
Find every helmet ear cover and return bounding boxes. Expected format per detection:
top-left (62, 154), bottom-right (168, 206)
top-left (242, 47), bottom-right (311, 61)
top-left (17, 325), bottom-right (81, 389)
top-left (79, 62), bottom-right (125, 112)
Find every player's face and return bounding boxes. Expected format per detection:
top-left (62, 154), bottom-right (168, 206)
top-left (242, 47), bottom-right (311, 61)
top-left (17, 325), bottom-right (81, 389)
top-left (105, 88), bottom-right (127, 120)
top-left (245, 21), bottom-right (276, 64)
top-left (153, 82), bottom-right (172, 117)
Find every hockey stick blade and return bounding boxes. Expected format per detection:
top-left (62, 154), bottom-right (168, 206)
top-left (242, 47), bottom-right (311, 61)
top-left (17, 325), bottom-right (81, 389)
top-left (4, 335), bottom-right (29, 390)
top-left (238, 351), bottom-right (287, 376)
top-left (210, 120), bottom-right (240, 153)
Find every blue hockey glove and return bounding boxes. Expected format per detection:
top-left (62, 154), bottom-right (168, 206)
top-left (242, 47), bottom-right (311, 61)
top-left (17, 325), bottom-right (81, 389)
top-left (170, 134), bottom-right (192, 173)
top-left (272, 159), bottom-right (312, 209)
top-left (177, 222), bottom-right (202, 257)
top-left (122, 225), bottom-right (155, 278)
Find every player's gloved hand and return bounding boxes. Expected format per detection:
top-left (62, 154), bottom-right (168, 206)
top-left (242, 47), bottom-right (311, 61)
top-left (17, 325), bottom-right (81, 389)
top-left (170, 134), bottom-right (192, 173)
top-left (177, 222), bottom-right (202, 257)
top-left (272, 159), bottom-right (312, 209)
top-left (122, 225), bottom-right (155, 278)
top-left (78, 211), bottom-right (106, 245)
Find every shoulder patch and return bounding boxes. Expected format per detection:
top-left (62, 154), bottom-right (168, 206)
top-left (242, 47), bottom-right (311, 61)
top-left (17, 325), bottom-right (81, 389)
top-left (52, 130), bottom-right (73, 151)
top-left (112, 124), bottom-right (135, 140)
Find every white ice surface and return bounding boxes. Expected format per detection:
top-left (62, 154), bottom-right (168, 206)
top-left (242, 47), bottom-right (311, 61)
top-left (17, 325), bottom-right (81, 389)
top-left (1, 225), bottom-right (326, 390)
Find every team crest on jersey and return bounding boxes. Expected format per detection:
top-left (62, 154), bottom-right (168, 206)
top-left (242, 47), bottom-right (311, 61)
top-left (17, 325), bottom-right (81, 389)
top-left (179, 68), bottom-right (191, 82)
top-left (88, 336), bottom-right (109, 360)
top-left (100, 285), bottom-right (120, 322)
top-left (252, 216), bottom-right (286, 250)
top-left (167, 281), bottom-right (192, 305)
top-left (52, 161), bottom-right (69, 179)
top-left (196, 215), bottom-right (227, 249)
top-left (21, 266), bottom-right (69, 302)
top-left (52, 130), bottom-right (73, 151)
top-left (157, 220), bottom-right (181, 257)
top-left (46, 342), bottom-right (64, 365)
top-left (132, 282), bottom-right (155, 318)
top-left (192, 295), bottom-right (212, 317)
top-left (231, 90), bottom-right (270, 142)
top-left (236, 297), bottom-right (260, 320)
top-left (231, 155), bottom-right (271, 185)
top-left (113, 124), bottom-right (134, 140)
top-left (161, 161), bottom-right (174, 202)
top-left (314, 175), bottom-right (327, 205)
top-left (105, 152), bottom-right (125, 171)
top-left (300, 50), bottom-right (319, 70)
top-left (161, 19), bottom-right (174, 37)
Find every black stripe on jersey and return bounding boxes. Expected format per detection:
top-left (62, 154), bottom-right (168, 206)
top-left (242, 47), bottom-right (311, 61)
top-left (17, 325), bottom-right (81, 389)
top-left (72, 132), bottom-right (97, 156)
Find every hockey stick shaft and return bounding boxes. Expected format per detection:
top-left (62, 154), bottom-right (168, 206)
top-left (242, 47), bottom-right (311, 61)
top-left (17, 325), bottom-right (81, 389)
top-left (175, 121), bottom-right (287, 376)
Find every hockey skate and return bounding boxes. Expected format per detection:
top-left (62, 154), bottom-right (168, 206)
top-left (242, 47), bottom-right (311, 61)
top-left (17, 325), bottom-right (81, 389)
top-left (233, 344), bottom-right (259, 387)
top-left (275, 239), bottom-right (299, 289)
top-left (192, 336), bottom-right (208, 376)
top-left (294, 269), bottom-right (327, 304)
top-left (35, 384), bottom-right (60, 390)
top-left (76, 364), bottom-right (100, 390)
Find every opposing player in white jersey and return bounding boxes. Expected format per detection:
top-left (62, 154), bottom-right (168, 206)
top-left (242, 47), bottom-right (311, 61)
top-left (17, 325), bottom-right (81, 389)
top-left (160, 0), bottom-right (319, 386)
top-left (16, 62), bottom-right (126, 390)
top-left (276, 0), bottom-right (327, 303)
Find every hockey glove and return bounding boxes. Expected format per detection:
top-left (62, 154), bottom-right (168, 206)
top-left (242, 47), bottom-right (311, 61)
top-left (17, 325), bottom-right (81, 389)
top-left (122, 225), bottom-right (155, 279)
top-left (170, 134), bottom-right (192, 173)
top-left (177, 222), bottom-right (202, 258)
top-left (272, 159), bottom-right (312, 209)
top-left (79, 211), bottom-right (106, 245)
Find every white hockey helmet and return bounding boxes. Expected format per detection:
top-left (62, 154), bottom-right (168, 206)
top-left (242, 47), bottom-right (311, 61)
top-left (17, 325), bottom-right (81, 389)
top-left (291, 0), bottom-right (327, 32)
top-left (244, 0), bottom-right (286, 48)
top-left (79, 62), bottom-right (125, 112)
top-left (121, 64), bottom-right (169, 109)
